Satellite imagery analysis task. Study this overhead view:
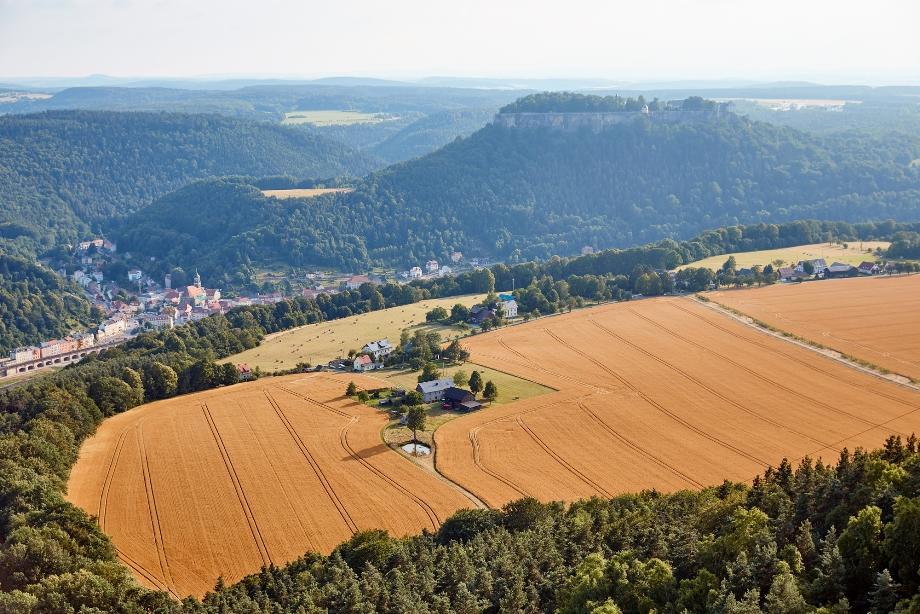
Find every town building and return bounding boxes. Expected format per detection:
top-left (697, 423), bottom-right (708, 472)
top-left (345, 275), bottom-right (372, 290)
top-left (409, 266), bottom-right (423, 279)
top-left (426, 260), bottom-right (439, 274)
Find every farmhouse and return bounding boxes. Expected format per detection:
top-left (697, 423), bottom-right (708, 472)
top-left (353, 355), bottom-right (381, 372)
top-left (442, 386), bottom-right (478, 409)
top-left (416, 378), bottom-right (453, 402)
top-left (826, 262), bottom-right (856, 277)
top-left (236, 363), bottom-right (254, 380)
top-left (470, 305), bottom-right (496, 324)
top-left (409, 267), bottom-right (423, 279)
top-left (426, 260), bottom-right (439, 274)
top-left (858, 261), bottom-right (880, 275)
top-left (362, 338), bottom-right (394, 360)
top-left (345, 275), bottom-right (372, 290)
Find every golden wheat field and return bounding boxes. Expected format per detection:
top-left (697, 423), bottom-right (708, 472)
top-left (711, 275), bottom-right (920, 381)
top-left (434, 296), bottom-right (920, 508)
top-left (66, 373), bottom-right (473, 598)
top-left (69, 291), bottom-right (920, 598)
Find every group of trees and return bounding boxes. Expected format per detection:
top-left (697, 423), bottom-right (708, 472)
top-left (0, 110), bottom-right (375, 256)
top-left (499, 92), bottom-right (668, 113)
top-left (0, 253), bottom-right (101, 353)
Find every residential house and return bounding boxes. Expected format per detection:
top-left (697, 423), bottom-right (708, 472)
top-left (10, 347), bottom-right (40, 364)
top-left (826, 262), bottom-right (855, 277)
top-left (128, 269), bottom-right (143, 282)
top-left (416, 378), bottom-right (454, 403)
top-left (498, 294), bottom-right (519, 318)
top-left (237, 364), bottom-right (254, 380)
top-left (362, 339), bottom-right (394, 360)
top-left (353, 355), bottom-right (381, 372)
top-left (858, 261), bottom-right (880, 275)
top-left (426, 260), bottom-right (439, 274)
top-left (450, 251), bottom-right (463, 263)
top-left (409, 266), bottom-right (423, 279)
top-left (796, 259), bottom-right (828, 276)
top-left (345, 275), bottom-right (372, 290)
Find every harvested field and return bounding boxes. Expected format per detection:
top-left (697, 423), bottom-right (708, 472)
top-left (261, 188), bottom-right (353, 199)
top-left (67, 372), bottom-right (472, 598)
top-left (710, 275), bottom-right (920, 381)
top-left (223, 294), bottom-right (484, 372)
top-left (677, 241), bottom-right (888, 271)
top-left (435, 296), bottom-right (920, 508)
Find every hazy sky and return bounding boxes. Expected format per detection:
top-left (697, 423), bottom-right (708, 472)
top-left (1, 0), bottom-right (918, 83)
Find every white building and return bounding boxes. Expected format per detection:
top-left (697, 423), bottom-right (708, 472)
top-left (426, 260), bottom-right (439, 274)
top-left (409, 266), bottom-right (423, 279)
top-left (501, 298), bottom-right (518, 318)
top-left (362, 339), bottom-right (394, 360)
top-left (416, 378), bottom-right (453, 403)
top-left (353, 355), bottom-right (381, 372)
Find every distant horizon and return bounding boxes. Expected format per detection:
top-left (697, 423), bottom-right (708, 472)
top-left (1, 0), bottom-right (916, 87)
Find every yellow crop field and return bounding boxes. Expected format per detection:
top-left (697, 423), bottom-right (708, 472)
top-left (711, 274), bottom-right (920, 380)
top-left (281, 110), bottom-right (390, 126)
top-left (223, 294), bottom-right (485, 371)
top-left (678, 241), bottom-right (888, 271)
top-left (261, 188), bottom-right (353, 199)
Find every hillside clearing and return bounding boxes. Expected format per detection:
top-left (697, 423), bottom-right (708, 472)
top-left (222, 294), bottom-right (485, 371)
top-left (281, 110), bottom-right (391, 126)
top-left (261, 188), bottom-right (353, 199)
top-left (677, 241), bottom-right (889, 271)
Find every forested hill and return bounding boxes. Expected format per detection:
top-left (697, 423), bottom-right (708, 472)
top-left (119, 108), bottom-right (920, 275)
top-left (0, 253), bottom-right (100, 354)
top-left (0, 110), bottom-right (376, 254)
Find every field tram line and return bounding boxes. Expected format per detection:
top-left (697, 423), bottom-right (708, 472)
top-left (273, 385), bottom-right (442, 529)
top-left (97, 427), bottom-right (130, 531)
top-left (496, 336), bottom-right (610, 393)
top-left (674, 301), bottom-right (919, 415)
top-left (260, 391), bottom-right (359, 534)
top-left (114, 545), bottom-right (181, 600)
top-left (515, 415), bottom-right (614, 498)
top-left (799, 399), bottom-right (920, 463)
top-left (628, 307), bottom-right (901, 434)
top-left (136, 422), bottom-right (178, 594)
top-left (576, 401), bottom-right (705, 489)
top-left (588, 318), bottom-right (840, 452)
top-left (201, 404), bottom-right (274, 567)
top-left (542, 328), bottom-right (771, 467)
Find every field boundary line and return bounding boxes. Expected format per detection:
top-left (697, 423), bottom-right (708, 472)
top-left (588, 318), bottom-right (840, 450)
top-left (576, 401), bottom-right (704, 489)
top-left (627, 307), bottom-right (903, 433)
top-left (515, 415), bottom-right (613, 498)
top-left (543, 328), bottom-right (770, 467)
top-left (201, 404), bottom-right (273, 567)
top-left (136, 422), bottom-right (177, 594)
top-left (275, 385), bottom-right (442, 529)
top-left (114, 545), bottom-right (180, 599)
top-left (696, 297), bottom-right (920, 393)
top-left (261, 391), bottom-right (359, 534)
top-left (680, 300), bottom-right (920, 406)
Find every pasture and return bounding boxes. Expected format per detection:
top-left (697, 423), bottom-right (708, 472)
top-left (678, 241), bottom-right (888, 271)
top-left (711, 274), bottom-right (920, 381)
top-left (435, 296), bottom-right (920, 508)
top-left (67, 373), bottom-right (473, 598)
top-left (223, 294), bottom-right (484, 372)
top-left (281, 110), bottom-right (390, 126)
top-left (261, 187), bottom-right (353, 199)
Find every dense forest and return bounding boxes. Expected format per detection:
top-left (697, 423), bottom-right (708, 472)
top-left (0, 110), bottom-right (376, 253)
top-left (0, 253), bottom-right (100, 354)
top-left (499, 92), bottom-right (670, 113)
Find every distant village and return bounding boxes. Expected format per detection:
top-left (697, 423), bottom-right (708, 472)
top-left (0, 240), bottom-right (489, 379)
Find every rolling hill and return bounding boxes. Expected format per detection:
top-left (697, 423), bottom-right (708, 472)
top-left (117, 96), bottom-right (920, 279)
top-left (0, 110), bottom-right (376, 253)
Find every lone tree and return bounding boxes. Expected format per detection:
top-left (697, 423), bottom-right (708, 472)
top-left (469, 370), bottom-right (483, 396)
top-left (453, 369), bottom-right (469, 387)
top-left (483, 380), bottom-right (498, 404)
top-left (405, 405), bottom-right (427, 445)
top-left (346, 381), bottom-right (358, 396)
top-left (418, 362), bottom-right (441, 383)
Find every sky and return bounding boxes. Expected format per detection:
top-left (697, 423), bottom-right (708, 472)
top-left (1, 0), bottom-right (918, 84)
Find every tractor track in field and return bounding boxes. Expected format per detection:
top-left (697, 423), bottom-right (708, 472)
top-left (575, 401), bottom-right (705, 489)
top-left (515, 415), bottom-right (613, 498)
top-left (674, 301), bottom-right (919, 410)
top-left (136, 422), bottom-right (176, 594)
top-left (98, 427), bottom-right (129, 531)
top-left (628, 307), bottom-right (901, 433)
top-left (115, 545), bottom-right (180, 599)
top-left (201, 404), bottom-right (273, 567)
top-left (261, 391), bottom-right (358, 535)
top-left (275, 385), bottom-right (442, 529)
top-left (543, 328), bottom-right (770, 467)
top-left (588, 318), bottom-right (840, 451)
top-left (496, 336), bottom-right (610, 393)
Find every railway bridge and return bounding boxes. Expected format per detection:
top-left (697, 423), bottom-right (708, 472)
top-left (0, 341), bottom-right (121, 378)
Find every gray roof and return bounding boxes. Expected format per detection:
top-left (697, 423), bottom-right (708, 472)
top-left (416, 379), bottom-right (453, 394)
top-left (363, 338), bottom-right (392, 352)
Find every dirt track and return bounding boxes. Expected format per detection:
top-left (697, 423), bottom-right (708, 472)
top-left (435, 297), bottom-right (920, 508)
top-left (711, 275), bottom-right (920, 381)
top-left (67, 373), bottom-right (472, 598)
